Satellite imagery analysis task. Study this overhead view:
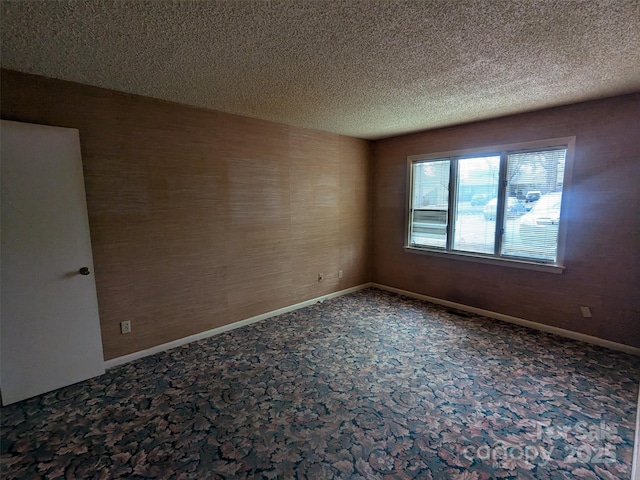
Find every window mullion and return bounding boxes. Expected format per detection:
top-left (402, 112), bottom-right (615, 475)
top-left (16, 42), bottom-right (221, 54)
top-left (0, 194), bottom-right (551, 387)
top-left (446, 158), bottom-right (458, 251)
top-left (494, 152), bottom-right (508, 256)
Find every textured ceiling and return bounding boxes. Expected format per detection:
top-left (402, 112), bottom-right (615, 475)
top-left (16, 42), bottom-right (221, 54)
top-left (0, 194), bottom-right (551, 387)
top-left (1, 0), bottom-right (639, 139)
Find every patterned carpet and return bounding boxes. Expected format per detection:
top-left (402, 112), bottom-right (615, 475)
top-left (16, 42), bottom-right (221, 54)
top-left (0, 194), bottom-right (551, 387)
top-left (1, 288), bottom-right (639, 479)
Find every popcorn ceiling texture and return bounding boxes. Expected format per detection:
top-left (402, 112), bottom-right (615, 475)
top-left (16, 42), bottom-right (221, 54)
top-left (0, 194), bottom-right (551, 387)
top-left (1, 0), bottom-right (639, 139)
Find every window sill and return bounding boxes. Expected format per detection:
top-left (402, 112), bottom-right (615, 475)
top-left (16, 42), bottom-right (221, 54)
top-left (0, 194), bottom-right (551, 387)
top-left (402, 246), bottom-right (565, 274)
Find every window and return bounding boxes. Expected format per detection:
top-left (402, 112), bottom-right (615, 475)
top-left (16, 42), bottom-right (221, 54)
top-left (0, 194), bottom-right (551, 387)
top-left (406, 138), bottom-right (575, 272)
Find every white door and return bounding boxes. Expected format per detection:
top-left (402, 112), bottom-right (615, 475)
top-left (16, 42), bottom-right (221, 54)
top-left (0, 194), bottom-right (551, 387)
top-left (1, 120), bottom-right (105, 405)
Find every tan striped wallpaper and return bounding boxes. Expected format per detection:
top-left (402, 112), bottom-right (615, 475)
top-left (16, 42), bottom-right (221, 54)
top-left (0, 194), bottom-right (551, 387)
top-left (1, 70), bottom-right (371, 360)
top-left (3, 68), bottom-right (637, 354)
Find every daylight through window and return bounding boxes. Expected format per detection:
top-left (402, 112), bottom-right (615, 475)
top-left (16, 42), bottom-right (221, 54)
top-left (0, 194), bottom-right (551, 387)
top-left (406, 138), bottom-right (574, 270)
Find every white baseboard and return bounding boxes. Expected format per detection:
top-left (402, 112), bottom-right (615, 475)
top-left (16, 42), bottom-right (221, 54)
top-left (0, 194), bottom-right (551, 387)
top-left (371, 283), bottom-right (640, 356)
top-left (104, 283), bottom-right (373, 369)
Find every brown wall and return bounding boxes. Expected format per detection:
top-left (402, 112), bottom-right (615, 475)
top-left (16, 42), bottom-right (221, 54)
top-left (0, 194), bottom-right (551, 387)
top-left (1, 70), bottom-right (371, 360)
top-left (372, 93), bottom-right (640, 347)
top-left (3, 69), bottom-right (638, 354)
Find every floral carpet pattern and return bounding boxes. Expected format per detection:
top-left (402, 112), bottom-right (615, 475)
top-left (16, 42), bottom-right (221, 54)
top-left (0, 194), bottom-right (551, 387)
top-left (1, 288), bottom-right (639, 479)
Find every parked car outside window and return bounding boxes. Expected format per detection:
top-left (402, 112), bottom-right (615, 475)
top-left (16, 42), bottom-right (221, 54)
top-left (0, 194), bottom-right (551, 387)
top-left (525, 190), bottom-right (542, 202)
top-left (483, 197), bottom-right (526, 221)
top-left (471, 194), bottom-right (489, 206)
top-left (519, 192), bottom-right (562, 239)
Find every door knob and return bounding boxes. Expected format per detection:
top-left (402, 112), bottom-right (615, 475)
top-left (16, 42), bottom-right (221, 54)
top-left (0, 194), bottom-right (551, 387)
top-left (79, 267), bottom-right (91, 275)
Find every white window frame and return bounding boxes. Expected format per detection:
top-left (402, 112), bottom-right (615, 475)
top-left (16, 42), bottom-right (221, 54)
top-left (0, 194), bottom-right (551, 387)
top-left (404, 137), bottom-right (576, 274)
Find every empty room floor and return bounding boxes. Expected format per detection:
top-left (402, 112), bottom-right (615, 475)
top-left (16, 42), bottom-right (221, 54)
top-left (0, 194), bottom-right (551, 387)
top-left (1, 288), bottom-right (638, 479)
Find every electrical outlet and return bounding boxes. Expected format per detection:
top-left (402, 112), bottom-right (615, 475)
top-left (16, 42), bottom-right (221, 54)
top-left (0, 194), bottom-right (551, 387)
top-left (318, 273), bottom-right (324, 282)
top-left (339, 269), bottom-right (343, 279)
top-left (580, 306), bottom-right (592, 318)
top-left (120, 320), bottom-right (132, 334)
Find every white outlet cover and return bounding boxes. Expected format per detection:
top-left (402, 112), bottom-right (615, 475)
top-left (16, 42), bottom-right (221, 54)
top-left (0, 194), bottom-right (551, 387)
top-left (580, 306), bottom-right (592, 318)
